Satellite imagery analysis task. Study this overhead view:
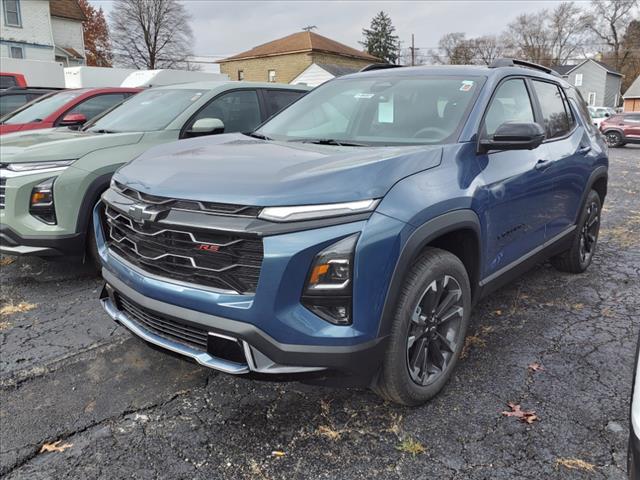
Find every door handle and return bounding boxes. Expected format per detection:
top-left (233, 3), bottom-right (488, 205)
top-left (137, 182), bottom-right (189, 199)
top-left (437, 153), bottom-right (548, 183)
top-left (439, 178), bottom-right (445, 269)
top-left (535, 159), bottom-right (552, 171)
top-left (577, 146), bottom-right (591, 154)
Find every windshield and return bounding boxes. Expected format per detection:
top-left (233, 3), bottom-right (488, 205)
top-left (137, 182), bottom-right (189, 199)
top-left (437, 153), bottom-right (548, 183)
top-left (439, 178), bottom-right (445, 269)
top-left (88, 89), bottom-right (206, 133)
top-left (1, 90), bottom-right (84, 124)
top-left (256, 75), bottom-right (484, 146)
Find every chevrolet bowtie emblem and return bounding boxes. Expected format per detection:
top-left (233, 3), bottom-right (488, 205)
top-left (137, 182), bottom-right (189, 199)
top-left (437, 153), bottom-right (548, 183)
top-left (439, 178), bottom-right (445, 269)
top-left (128, 203), bottom-right (159, 224)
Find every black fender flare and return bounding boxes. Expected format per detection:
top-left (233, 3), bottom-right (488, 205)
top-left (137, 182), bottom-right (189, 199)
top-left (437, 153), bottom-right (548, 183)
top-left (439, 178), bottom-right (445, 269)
top-left (74, 172), bottom-right (113, 241)
top-left (377, 209), bottom-right (482, 338)
top-left (577, 166), bottom-right (608, 220)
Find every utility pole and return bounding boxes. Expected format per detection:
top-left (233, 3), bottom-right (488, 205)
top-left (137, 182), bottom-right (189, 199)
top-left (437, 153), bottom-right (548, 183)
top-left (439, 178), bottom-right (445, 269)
top-left (411, 34), bottom-right (415, 66)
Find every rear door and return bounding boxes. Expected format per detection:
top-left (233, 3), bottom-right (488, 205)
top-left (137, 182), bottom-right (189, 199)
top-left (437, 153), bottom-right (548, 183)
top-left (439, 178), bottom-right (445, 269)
top-left (530, 80), bottom-right (592, 239)
top-left (478, 77), bottom-right (555, 278)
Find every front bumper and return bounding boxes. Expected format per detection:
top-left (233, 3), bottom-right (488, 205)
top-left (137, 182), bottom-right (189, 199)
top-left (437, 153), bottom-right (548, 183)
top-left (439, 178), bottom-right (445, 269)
top-left (100, 268), bottom-right (387, 376)
top-left (0, 223), bottom-right (84, 256)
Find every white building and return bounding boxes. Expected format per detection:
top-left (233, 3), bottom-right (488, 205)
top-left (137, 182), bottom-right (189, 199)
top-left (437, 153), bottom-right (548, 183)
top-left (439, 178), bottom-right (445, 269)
top-left (291, 63), bottom-right (360, 87)
top-left (0, 0), bottom-right (86, 66)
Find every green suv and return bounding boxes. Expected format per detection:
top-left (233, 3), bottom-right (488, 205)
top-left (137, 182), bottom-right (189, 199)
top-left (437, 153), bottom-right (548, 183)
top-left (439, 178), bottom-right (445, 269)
top-left (0, 81), bottom-right (308, 261)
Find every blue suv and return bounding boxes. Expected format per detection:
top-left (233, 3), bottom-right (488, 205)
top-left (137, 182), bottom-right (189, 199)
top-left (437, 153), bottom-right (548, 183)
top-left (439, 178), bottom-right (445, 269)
top-left (96, 60), bottom-right (607, 405)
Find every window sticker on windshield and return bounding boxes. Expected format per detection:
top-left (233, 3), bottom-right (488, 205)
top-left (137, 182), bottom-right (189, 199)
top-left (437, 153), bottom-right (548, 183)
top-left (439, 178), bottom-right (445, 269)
top-left (460, 80), bottom-right (474, 92)
top-left (378, 99), bottom-right (394, 123)
top-left (354, 93), bottom-right (375, 99)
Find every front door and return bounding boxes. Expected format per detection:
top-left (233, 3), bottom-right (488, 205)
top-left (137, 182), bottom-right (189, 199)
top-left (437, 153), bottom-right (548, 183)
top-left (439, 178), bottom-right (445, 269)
top-left (477, 78), bottom-right (555, 279)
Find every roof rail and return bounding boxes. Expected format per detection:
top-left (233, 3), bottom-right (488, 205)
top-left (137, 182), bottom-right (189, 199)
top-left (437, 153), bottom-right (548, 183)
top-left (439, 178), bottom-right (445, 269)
top-left (359, 63), bottom-right (403, 72)
top-left (489, 58), bottom-right (561, 78)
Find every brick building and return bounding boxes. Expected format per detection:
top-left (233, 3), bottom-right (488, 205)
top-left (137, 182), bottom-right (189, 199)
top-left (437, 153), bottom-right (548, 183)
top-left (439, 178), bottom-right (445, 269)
top-left (217, 31), bottom-right (382, 84)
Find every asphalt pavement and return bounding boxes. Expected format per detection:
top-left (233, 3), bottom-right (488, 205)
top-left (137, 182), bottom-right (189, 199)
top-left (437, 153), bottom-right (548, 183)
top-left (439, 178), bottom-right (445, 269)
top-left (1, 146), bottom-right (639, 479)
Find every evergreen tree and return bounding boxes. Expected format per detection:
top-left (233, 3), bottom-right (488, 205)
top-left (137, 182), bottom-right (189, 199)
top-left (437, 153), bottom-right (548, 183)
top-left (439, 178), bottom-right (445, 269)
top-left (360, 11), bottom-right (399, 64)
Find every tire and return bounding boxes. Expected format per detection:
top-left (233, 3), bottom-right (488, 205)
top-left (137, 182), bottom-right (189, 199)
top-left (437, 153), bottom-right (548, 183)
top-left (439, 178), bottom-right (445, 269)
top-left (551, 190), bottom-right (601, 274)
top-left (604, 130), bottom-right (624, 148)
top-left (372, 248), bottom-right (471, 406)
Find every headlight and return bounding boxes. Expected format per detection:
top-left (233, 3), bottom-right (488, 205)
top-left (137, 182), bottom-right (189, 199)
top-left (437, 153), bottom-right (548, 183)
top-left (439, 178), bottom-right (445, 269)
top-left (5, 160), bottom-right (75, 173)
top-left (302, 234), bottom-right (359, 325)
top-left (259, 199), bottom-right (379, 222)
top-left (30, 177), bottom-right (57, 224)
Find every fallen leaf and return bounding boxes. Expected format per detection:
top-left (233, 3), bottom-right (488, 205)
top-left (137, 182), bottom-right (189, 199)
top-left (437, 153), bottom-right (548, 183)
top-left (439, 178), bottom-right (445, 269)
top-left (555, 458), bottom-right (596, 472)
top-left (40, 440), bottom-right (73, 453)
top-left (460, 335), bottom-right (487, 359)
top-left (0, 257), bottom-right (15, 266)
top-left (501, 402), bottom-right (538, 424)
top-left (396, 438), bottom-right (426, 455)
top-left (493, 309), bottom-right (502, 316)
top-left (0, 302), bottom-right (36, 316)
top-left (317, 425), bottom-right (342, 440)
top-left (528, 362), bottom-right (545, 373)
top-left (271, 450), bottom-right (285, 457)
top-left (0, 321), bottom-right (11, 331)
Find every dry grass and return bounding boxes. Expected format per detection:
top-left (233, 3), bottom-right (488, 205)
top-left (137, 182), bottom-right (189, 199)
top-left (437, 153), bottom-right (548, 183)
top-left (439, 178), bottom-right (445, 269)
top-left (555, 458), bottom-right (596, 472)
top-left (0, 320), bottom-right (11, 331)
top-left (396, 438), bottom-right (426, 455)
top-left (317, 425), bottom-right (344, 440)
top-left (460, 326), bottom-right (493, 359)
top-left (0, 301), bottom-right (36, 316)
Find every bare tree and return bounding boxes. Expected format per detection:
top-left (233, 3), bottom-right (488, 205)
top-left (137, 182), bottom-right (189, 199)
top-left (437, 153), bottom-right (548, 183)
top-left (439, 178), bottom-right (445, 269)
top-left (583, 0), bottom-right (639, 71)
top-left (548, 2), bottom-right (589, 65)
top-left (431, 32), bottom-right (476, 65)
top-left (505, 12), bottom-right (553, 65)
top-left (473, 35), bottom-right (506, 65)
top-left (109, 0), bottom-right (197, 70)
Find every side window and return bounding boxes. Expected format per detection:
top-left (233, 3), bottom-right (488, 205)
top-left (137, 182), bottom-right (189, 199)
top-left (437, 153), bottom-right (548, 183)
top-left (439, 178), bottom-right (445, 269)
top-left (626, 114), bottom-right (640, 123)
top-left (0, 76), bottom-right (17, 88)
top-left (66, 94), bottom-right (128, 121)
top-left (0, 94), bottom-right (28, 116)
top-left (531, 80), bottom-right (571, 140)
top-left (483, 79), bottom-right (535, 137)
top-left (191, 90), bottom-right (261, 133)
top-left (263, 90), bottom-right (305, 118)
top-left (565, 87), bottom-right (596, 134)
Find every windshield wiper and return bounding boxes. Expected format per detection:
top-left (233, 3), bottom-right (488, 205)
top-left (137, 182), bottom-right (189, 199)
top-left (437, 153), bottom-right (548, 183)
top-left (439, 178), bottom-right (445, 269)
top-left (297, 138), bottom-right (368, 147)
top-left (91, 129), bottom-right (118, 134)
top-left (245, 132), bottom-right (272, 140)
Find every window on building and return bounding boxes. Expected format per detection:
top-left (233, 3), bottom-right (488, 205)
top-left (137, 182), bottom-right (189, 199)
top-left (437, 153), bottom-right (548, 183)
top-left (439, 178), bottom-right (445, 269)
top-left (532, 80), bottom-right (572, 139)
top-left (483, 79), bottom-right (535, 137)
top-left (587, 92), bottom-right (596, 106)
top-left (574, 73), bottom-right (583, 87)
top-left (9, 45), bottom-right (24, 59)
top-left (268, 70), bottom-right (276, 83)
top-left (238, 70), bottom-right (244, 81)
top-left (3, 0), bottom-right (21, 27)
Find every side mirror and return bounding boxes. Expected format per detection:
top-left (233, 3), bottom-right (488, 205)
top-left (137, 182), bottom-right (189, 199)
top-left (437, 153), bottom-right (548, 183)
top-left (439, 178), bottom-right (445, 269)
top-left (60, 113), bottom-right (87, 127)
top-left (479, 122), bottom-right (545, 153)
top-left (186, 118), bottom-right (224, 137)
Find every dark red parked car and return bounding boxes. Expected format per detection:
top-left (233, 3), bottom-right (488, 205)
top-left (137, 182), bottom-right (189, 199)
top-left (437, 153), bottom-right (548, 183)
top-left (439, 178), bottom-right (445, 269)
top-left (0, 87), bottom-right (141, 135)
top-left (599, 112), bottom-right (640, 148)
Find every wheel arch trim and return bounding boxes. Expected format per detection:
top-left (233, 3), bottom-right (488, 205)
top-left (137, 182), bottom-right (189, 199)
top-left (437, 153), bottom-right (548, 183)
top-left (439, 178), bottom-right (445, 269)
top-left (377, 209), bottom-right (482, 338)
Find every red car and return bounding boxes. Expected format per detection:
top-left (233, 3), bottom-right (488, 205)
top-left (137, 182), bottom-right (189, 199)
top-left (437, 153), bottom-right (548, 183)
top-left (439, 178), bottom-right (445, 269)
top-left (0, 87), bottom-right (140, 135)
top-left (599, 112), bottom-right (640, 148)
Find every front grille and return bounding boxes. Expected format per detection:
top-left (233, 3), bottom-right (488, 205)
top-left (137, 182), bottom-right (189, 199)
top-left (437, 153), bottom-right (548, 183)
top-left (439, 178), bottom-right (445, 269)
top-left (114, 181), bottom-right (262, 217)
top-left (103, 205), bottom-right (264, 293)
top-left (0, 177), bottom-right (5, 209)
top-left (116, 293), bottom-right (208, 350)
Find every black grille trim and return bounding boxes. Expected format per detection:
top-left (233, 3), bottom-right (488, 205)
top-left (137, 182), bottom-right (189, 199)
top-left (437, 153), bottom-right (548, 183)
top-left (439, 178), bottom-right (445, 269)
top-left (0, 177), bottom-right (5, 210)
top-left (103, 205), bottom-right (264, 294)
top-left (113, 181), bottom-right (262, 218)
top-left (116, 294), bottom-right (209, 350)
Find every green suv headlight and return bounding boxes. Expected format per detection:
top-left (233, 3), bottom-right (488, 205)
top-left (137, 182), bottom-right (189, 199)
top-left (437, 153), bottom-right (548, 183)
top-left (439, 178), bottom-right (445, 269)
top-left (6, 160), bottom-right (75, 173)
top-left (302, 234), bottom-right (359, 325)
top-left (29, 177), bottom-right (57, 224)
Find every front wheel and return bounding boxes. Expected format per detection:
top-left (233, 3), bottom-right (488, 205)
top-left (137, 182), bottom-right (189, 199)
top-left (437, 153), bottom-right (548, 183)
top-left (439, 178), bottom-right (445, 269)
top-left (605, 131), bottom-right (624, 148)
top-left (373, 248), bottom-right (471, 406)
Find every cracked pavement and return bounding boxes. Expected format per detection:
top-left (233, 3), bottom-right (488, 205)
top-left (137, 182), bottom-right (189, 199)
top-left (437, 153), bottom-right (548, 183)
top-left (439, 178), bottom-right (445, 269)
top-left (1, 146), bottom-right (638, 479)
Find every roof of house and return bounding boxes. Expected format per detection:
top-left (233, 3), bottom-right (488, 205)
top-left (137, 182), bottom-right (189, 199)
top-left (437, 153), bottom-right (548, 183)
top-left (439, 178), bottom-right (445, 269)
top-left (317, 63), bottom-right (361, 77)
top-left (550, 65), bottom-right (576, 76)
top-left (624, 76), bottom-right (640, 99)
top-left (552, 58), bottom-right (622, 77)
top-left (49, 0), bottom-right (86, 22)
top-left (217, 31), bottom-right (381, 63)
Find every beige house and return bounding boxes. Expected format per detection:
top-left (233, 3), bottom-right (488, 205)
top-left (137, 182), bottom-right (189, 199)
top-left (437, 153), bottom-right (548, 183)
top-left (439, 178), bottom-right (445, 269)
top-left (217, 31), bottom-right (382, 84)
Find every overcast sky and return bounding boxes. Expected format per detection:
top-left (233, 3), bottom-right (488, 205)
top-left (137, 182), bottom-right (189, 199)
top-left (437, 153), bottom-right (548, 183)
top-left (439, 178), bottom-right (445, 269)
top-left (91, 1), bottom-right (589, 62)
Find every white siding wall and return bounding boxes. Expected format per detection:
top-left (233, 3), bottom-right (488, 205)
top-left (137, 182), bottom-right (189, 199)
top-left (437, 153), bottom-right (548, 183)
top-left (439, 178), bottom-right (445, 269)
top-left (290, 63), bottom-right (335, 87)
top-left (0, 0), bottom-right (54, 60)
top-left (51, 16), bottom-right (84, 57)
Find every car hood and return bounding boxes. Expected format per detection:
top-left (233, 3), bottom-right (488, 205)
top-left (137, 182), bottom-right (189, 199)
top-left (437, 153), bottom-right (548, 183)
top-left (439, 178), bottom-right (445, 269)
top-left (0, 128), bottom-right (144, 163)
top-left (114, 133), bottom-right (443, 206)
